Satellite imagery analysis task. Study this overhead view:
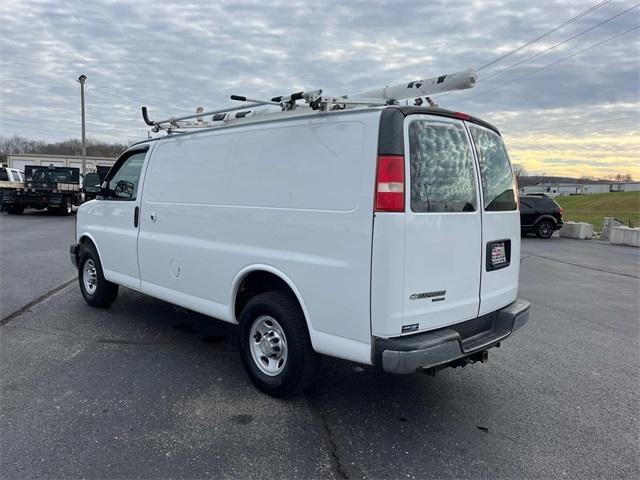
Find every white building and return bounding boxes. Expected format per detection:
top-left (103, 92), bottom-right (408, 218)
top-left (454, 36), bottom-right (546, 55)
top-left (6, 153), bottom-right (117, 173)
top-left (520, 182), bottom-right (640, 197)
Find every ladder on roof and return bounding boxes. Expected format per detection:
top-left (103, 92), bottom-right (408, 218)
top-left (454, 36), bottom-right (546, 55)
top-left (141, 69), bottom-right (476, 133)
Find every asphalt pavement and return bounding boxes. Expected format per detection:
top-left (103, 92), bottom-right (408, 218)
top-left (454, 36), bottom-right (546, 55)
top-left (1, 218), bottom-right (638, 479)
top-left (0, 209), bottom-right (76, 318)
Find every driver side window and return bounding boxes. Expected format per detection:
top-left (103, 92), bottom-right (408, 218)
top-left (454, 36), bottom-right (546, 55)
top-left (105, 151), bottom-right (146, 200)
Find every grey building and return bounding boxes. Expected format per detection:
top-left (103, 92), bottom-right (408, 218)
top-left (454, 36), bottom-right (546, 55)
top-left (520, 182), bottom-right (640, 197)
top-left (7, 153), bottom-right (117, 173)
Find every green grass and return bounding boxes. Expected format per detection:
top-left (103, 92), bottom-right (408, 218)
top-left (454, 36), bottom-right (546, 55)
top-left (554, 191), bottom-right (640, 231)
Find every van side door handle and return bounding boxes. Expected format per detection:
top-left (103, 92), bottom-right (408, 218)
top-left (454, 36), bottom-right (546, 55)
top-left (134, 206), bottom-right (139, 228)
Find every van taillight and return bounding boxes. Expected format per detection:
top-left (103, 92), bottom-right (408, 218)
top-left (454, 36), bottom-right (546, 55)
top-left (375, 155), bottom-right (405, 212)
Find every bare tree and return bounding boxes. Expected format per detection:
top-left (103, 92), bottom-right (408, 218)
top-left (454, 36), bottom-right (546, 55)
top-left (1, 135), bottom-right (128, 164)
top-left (512, 163), bottom-right (528, 187)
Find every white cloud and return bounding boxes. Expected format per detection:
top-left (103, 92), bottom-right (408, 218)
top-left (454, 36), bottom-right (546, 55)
top-left (0, 0), bottom-right (638, 147)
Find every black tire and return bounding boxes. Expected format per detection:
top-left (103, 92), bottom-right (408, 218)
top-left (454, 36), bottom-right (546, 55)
top-left (239, 291), bottom-right (319, 398)
top-left (52, 198), bottom-right (72, 216)
top-left (536, 220), bottom-right (555, 239)
top-left (78, 242), bottom-right (119, 307)
top-left (6, 206), bottom-right (24, 215)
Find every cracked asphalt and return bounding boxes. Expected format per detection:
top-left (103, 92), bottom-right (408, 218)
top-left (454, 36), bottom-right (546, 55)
top-left (1, 211), bottom-right (639, 479)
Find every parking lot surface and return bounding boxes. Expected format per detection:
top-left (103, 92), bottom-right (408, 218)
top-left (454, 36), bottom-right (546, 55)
top-left (1, 218), bottom-right (638, 479)
top-left (0, 210), bottom-right (76, 318)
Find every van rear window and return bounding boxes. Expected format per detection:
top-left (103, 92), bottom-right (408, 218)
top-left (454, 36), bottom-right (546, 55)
top-left (408, 120), bottom-right (477, 213)
top-left (469, 126), bottom-right (517, 211)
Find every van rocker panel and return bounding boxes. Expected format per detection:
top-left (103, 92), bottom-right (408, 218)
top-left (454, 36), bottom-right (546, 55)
top-left (374, 299), bottom-right (530, 374)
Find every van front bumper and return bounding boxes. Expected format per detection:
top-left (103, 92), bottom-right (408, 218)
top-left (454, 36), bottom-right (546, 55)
top-left (373, 299), bottom-right (530, 374)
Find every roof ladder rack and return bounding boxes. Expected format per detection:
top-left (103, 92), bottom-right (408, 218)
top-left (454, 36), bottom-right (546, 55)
top-left (141, 69), bottom-right (476, 133)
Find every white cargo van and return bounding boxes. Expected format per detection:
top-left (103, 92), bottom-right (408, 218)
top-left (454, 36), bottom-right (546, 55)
top-left (71, 105), bottom-right (529, 397)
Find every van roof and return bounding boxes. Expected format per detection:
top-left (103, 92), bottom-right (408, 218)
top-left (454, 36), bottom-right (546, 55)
top-left (128, 105), bottom-right (500, 149)
top-left (390, 106), bottom-right (500, 134)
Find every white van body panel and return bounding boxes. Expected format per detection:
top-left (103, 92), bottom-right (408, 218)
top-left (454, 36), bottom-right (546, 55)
top-left (135, 111), bottom-right (381, 365)
top-left (401, 116), bottom-right (482, 334)
top-left (370, 213), bottom-right (406, 337)
top-left (78, 147), bottom-right (154, 291)
top-left (227, 263), bottom-right (369, 363)
top-left (370, 113), bottom-right (519, 338)
top-left (478, 211), bottom-right (520, 314)
top-left (466, 123), bottom-right (520, 315)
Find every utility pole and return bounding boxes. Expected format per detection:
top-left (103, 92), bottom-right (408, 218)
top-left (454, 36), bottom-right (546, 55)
top-left (78, 75), bottom-right (87, 174)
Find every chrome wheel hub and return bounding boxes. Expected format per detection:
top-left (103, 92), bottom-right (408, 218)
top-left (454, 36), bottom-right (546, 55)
top-left (83, 259), bottom-right (98, 295)
top-left (249, 315), bottom-right (288, 376)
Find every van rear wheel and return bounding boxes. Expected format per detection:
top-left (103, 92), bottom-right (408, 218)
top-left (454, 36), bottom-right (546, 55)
top-left (78, 243), bottom-right (119, 307)
top-left (239, 291), bottom-right (319, 398)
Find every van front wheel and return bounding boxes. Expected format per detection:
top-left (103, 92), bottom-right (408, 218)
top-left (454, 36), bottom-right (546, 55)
top-left (239, 291), bottom-right (319, 398)
top-left (78, 243), bottom-right (119, 307)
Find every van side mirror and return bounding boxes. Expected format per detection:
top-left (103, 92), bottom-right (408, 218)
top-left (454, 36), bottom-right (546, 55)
top-left (83, 173), bottom-right (101, 194)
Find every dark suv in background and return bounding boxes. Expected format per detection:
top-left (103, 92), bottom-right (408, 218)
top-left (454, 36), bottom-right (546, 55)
top-left (520, 195), bottom-right (564, 239)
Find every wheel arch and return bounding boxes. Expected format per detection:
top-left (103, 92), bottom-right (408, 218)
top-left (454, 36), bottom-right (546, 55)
top-left (534, 214), bottom-right (557, 226)
top-left (230, 265), bottom-right (313, 335)
top-left (78, 233), bottom-right (104, 264)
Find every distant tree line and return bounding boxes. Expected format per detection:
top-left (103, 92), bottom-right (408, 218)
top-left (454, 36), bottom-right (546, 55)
top-left (0, 136), bottom-right (128, 164)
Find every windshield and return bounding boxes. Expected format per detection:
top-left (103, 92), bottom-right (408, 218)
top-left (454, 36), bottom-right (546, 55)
top-left (469, 126), bottom-right (517, 211)
top-left (32, 169), bottom-right (75, 183)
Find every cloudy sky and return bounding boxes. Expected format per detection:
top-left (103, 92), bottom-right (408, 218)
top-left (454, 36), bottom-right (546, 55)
top-left (1, 0), bottom-right (638, 178)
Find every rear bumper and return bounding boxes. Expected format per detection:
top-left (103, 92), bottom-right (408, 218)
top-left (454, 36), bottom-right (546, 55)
top-left (374, 299), bottom-right (530, 374)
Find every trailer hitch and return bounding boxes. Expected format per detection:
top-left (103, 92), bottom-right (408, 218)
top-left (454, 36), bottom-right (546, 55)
top-left (419, 349), bottom-right (490, 376)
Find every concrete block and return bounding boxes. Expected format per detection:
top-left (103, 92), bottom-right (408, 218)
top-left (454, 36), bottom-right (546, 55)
top-left (602, 217), bottom-right (624, 241)
top-left (610, 226), bottom-right (640, 247)
top-left (560, 221), bottom-right (594, 239)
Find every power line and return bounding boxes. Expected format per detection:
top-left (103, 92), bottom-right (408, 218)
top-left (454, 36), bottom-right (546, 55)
top-left (446, 25), bottom-right (640, 108)
top-left (479, 3), bottom-right (640, 83)
top-left (476, 0), bottom-right (612, 72)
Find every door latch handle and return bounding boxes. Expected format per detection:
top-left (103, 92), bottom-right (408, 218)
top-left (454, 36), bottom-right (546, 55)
top-left (150, 212), bottom-right (157, 222)
top-left (134, 206), bottom-right (139, 228)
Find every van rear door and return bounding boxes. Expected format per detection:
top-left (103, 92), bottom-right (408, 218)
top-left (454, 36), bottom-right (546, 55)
top-left (467, 125), bottom-right (520, 315)
top-left (399, 115), bottom-right (483, 334)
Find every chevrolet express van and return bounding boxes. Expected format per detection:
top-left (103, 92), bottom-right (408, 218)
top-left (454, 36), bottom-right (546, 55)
top-left (70, 106), bottom-right (529, 397)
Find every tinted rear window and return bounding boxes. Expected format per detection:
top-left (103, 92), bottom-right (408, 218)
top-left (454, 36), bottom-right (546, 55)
top-left (33, 169), bottom-right (74, 182)
top-left (534, 196), bottom-right (559, 210)
top-left (469, 126), bottom-right (517, 211)
top-left (408, 120), bottom-right (477, 213)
